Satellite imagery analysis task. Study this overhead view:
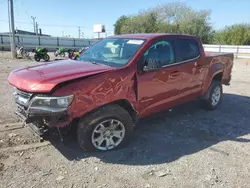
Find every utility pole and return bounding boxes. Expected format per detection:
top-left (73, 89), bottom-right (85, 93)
top-left (78, 26), bottom-right (81, 38)
top-left (31, 16), bottom-right (36, 34)
top-left (36, 22), bottom-right (38, 35)
top-left (8, 0), bottom-right (16, 58)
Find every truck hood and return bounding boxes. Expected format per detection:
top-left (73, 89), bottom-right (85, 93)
top-left (8, 60), bottom-right (113, 92)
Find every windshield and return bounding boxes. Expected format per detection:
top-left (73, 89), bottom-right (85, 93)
top-left (79, 38), bottom-right (146, 67)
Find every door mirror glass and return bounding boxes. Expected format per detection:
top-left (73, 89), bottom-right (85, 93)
top-left (143, 59), bottom-right (162, 72)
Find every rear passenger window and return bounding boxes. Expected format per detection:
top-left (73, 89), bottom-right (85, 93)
top-left (175, 38), bottom-right (200, 62)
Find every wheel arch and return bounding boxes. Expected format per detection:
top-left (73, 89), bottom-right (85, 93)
top-left (72, 99), bottom-right (138, 127)
top-left (201, 71), bottom-right (223, 100)
top-left (202, 62), bottom-right (224, 95)
top-left (212, 71), bottom-right (223, 82)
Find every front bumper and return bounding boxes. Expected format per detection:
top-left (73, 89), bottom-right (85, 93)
top-left (12, 88), bottom-right (73, 140)
top-left (15, 103), bottom-right (69, 124)
top-left (15, 103), bottom-right (70, 139)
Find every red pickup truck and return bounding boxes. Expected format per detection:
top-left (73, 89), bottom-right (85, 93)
top-left (8, 34), bottom-right (233, 152)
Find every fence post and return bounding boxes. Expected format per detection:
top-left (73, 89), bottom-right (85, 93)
top-left (0, 35), bottom-right (3, 51)
top-left (236, 46), bottom-right (239, 59)
top-left (88, 40), bottom-right (91, 46)
top-left (73, 38), bottom-right (75, 47)
top-left (38, 36), bottom-right (41, 46)
top-left (57, 37), bottom-right (59, 47)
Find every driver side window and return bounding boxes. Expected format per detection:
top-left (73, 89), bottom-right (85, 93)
top-left (143, 40), bottom-right (175, 67)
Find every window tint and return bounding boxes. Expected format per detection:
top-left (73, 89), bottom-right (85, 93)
top-left (175, 38), bottom-right (200, 62)
top-left (143, 40), bottom-right (175, 67)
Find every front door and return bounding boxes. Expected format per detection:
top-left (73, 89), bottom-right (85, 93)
top-left (137, 39), bottom-right (183, 117)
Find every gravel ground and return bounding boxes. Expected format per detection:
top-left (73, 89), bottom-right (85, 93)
top-left (0, 52), bottom-right (250, 188)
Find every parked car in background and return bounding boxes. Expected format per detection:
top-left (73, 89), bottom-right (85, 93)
top-left (8, 34), bottom-right (233, 152)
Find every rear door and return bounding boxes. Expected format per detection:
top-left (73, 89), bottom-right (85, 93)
top-left (173, 38), bottom-right (204, 99)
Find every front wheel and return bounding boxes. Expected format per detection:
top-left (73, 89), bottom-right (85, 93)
top-left (34, 54), bottom-right (41, 62)
top-left (43, 54), bottom-right (50, 61)
top-left (201, 81), bottom-right (223, 110)
top-left (77, 104), bottom-right (133, 152)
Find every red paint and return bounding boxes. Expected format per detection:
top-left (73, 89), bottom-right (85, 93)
top-left (8, 59), bottom-right (113, 92)
top-left (8, 34), bottom-right (233, 127)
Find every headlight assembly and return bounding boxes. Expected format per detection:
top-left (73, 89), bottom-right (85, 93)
top-left (30, 95), bottom-right (74, 109)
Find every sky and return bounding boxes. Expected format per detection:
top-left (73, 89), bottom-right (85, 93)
top-left (0, 0), bottom-right (250, 38)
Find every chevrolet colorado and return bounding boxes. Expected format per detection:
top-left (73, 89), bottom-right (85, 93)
top-left (8, 34), bottom-right (233, 151)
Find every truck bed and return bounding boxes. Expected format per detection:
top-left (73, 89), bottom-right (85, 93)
top-left (204, 51), bottom-right (234, 86)
top-left (205, 51), bottom-right (234, 58)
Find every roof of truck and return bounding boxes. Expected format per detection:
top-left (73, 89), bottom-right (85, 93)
top-left (108, 33), bottom-right (199, 40)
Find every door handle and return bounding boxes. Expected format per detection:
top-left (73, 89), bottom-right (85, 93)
top-left (169, 71), bottom-right (181, 78)
top-left (194, 62), bottom-right (203, 68)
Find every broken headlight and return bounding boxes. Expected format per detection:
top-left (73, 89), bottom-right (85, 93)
top-left (29, 95), bottom-right (74, 109)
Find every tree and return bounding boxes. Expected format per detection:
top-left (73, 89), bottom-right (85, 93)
top-left (154, 2), bottom-right (214, 43)
top-left (113, 2), bottom-right (215, 43)
top-left (214, 24), bottom-right (250, 45)
top-left (114, 16), bottom-right (129, 35)
top-left (120, 11), bottom-right (159, 34)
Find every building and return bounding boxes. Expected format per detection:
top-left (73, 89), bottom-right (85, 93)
top-left (0, 29), bottom-right (51, 37)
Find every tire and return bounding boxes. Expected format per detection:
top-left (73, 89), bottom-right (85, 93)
top-left (44, 54), bottom-right (50, 61)
top-left (23, 51), bottom-right (29, 58)
top-left (25, 51), bottom-right (29, 58)
top-left (77, 104), bottom-right (134, 152)
top-left (34, 54), bottom-right (41, 62)
top-left (21, 51), bottom-right (24, 57)
top-left (201, 81), bottom-right (223, 110)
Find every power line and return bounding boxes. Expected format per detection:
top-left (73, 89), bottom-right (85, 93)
top-left (20, 0), bottom-right (31, 20)
top-left (0, 19), bottom-right (113, 32)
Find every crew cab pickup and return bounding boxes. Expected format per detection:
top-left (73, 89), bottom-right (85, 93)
top-left (8, 34), bottom-right (233, 151)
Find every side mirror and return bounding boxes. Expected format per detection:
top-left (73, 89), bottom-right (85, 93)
top-left (143, 59), bottom-right (162, 72)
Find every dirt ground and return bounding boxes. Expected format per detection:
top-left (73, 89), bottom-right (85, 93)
top-left (0, 51), bottom-right (250, 188)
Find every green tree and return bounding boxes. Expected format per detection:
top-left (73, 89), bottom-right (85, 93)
top-left (114, 16), bottom-right (129, 35)
top-left (113, 2), bottom-right (215, 43)
top-left (214, 24), bottom-right (250, 45)
top-left (154, 2), bottom-right (214, 43)
top-left (118, 11), bottom-right (159, 34)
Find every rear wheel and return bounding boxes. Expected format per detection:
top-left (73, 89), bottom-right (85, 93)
top-left (34, 54), bottom-right (41, 62)
top-left (201, 81), bottom-right (222, 110)
top-left (77, 104), bottom-right (133, 152)
top-left (44, 54), bottom-right (50, 61)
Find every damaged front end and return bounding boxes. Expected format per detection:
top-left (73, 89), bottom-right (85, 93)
top-left (13, 87), bottom-right (73, 141)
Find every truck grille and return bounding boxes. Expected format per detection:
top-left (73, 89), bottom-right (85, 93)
top-left (13, 88), bottom-right (33, 107)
